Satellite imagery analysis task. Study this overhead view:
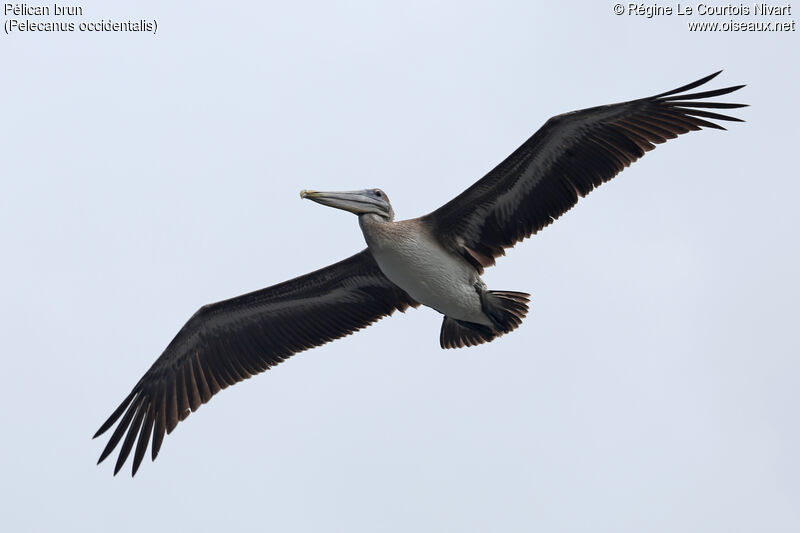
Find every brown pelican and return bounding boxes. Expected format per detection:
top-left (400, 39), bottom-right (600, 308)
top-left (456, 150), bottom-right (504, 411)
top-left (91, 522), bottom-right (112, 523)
top-left (95, 71), bottom-right (745, 476)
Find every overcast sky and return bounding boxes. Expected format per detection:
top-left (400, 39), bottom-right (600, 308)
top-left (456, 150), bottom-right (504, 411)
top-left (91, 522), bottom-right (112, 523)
top-left (1, 1), bottom-right (798, 531)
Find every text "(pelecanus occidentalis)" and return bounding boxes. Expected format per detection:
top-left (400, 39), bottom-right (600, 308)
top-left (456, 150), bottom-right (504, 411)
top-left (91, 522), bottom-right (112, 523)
top-left (95, 71), bottom-right (746, 475)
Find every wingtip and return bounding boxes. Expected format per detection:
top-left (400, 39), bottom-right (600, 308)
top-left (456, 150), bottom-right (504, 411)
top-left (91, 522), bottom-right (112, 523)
top-left (654, 70), bottom-right (730, 99)
top-left (97, 447), bottom-right (112, 465)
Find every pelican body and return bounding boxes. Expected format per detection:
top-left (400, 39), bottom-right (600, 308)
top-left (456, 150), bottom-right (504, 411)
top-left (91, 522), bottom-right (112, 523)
top-left (301, 189), bottom-right (529, 347)
top-left (94, 72), bottom-right (746, 476)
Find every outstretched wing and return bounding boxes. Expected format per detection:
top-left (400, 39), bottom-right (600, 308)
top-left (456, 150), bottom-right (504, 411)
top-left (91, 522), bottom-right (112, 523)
top-left (423, 71), bottom-right (746, 271)
top-left (94, 249), bottom-right (417, 476)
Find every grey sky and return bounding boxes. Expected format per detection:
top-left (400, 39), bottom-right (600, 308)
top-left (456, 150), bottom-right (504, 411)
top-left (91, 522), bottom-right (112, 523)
top-left (1, 1), bottom-right (798, 531)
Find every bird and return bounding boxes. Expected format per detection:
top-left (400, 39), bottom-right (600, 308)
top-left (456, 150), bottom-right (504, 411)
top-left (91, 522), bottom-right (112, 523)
top-left (94, 71), bottom-right (746, 476)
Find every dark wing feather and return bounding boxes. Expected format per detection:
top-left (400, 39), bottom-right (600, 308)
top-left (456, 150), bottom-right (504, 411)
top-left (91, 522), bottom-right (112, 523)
top-left (94, 249), bottom-right (417, 476)
top-left (423, 71), bottom-right (746, 271)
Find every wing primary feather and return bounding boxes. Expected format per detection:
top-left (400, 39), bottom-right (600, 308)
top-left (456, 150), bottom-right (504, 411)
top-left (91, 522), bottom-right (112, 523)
top-left (671, 113), bottom-right (728, 130)
top-left (113, 401), bottom-right (144, 475)
top-left (93, 390), bottom-right (136, 439)
top-left (97, 397), bottom-right (139, 464)
top-left (665, 101), bottom-right (748, 109)
top-left (660, 84), bottom-right (746, 101)
top-left (132, 402), bottom-right (154, 477)
top-left (653, 70), bottom-right (723, 98)
top-left (671, 107), bottom-right (745, 122)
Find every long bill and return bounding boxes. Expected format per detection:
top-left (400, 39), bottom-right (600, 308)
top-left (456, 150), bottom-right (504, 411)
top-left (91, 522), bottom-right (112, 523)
top-left (300, 189), bottom-right (385, 215)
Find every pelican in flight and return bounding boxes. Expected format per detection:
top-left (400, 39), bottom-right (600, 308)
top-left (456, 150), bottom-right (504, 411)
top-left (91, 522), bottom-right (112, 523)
top-left (95, 71), bottom-right (745, 475)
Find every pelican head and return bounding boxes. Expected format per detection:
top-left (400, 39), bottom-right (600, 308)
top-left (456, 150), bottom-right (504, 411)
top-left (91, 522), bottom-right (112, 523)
top-left (300, 188), bottom-right (394, 221)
